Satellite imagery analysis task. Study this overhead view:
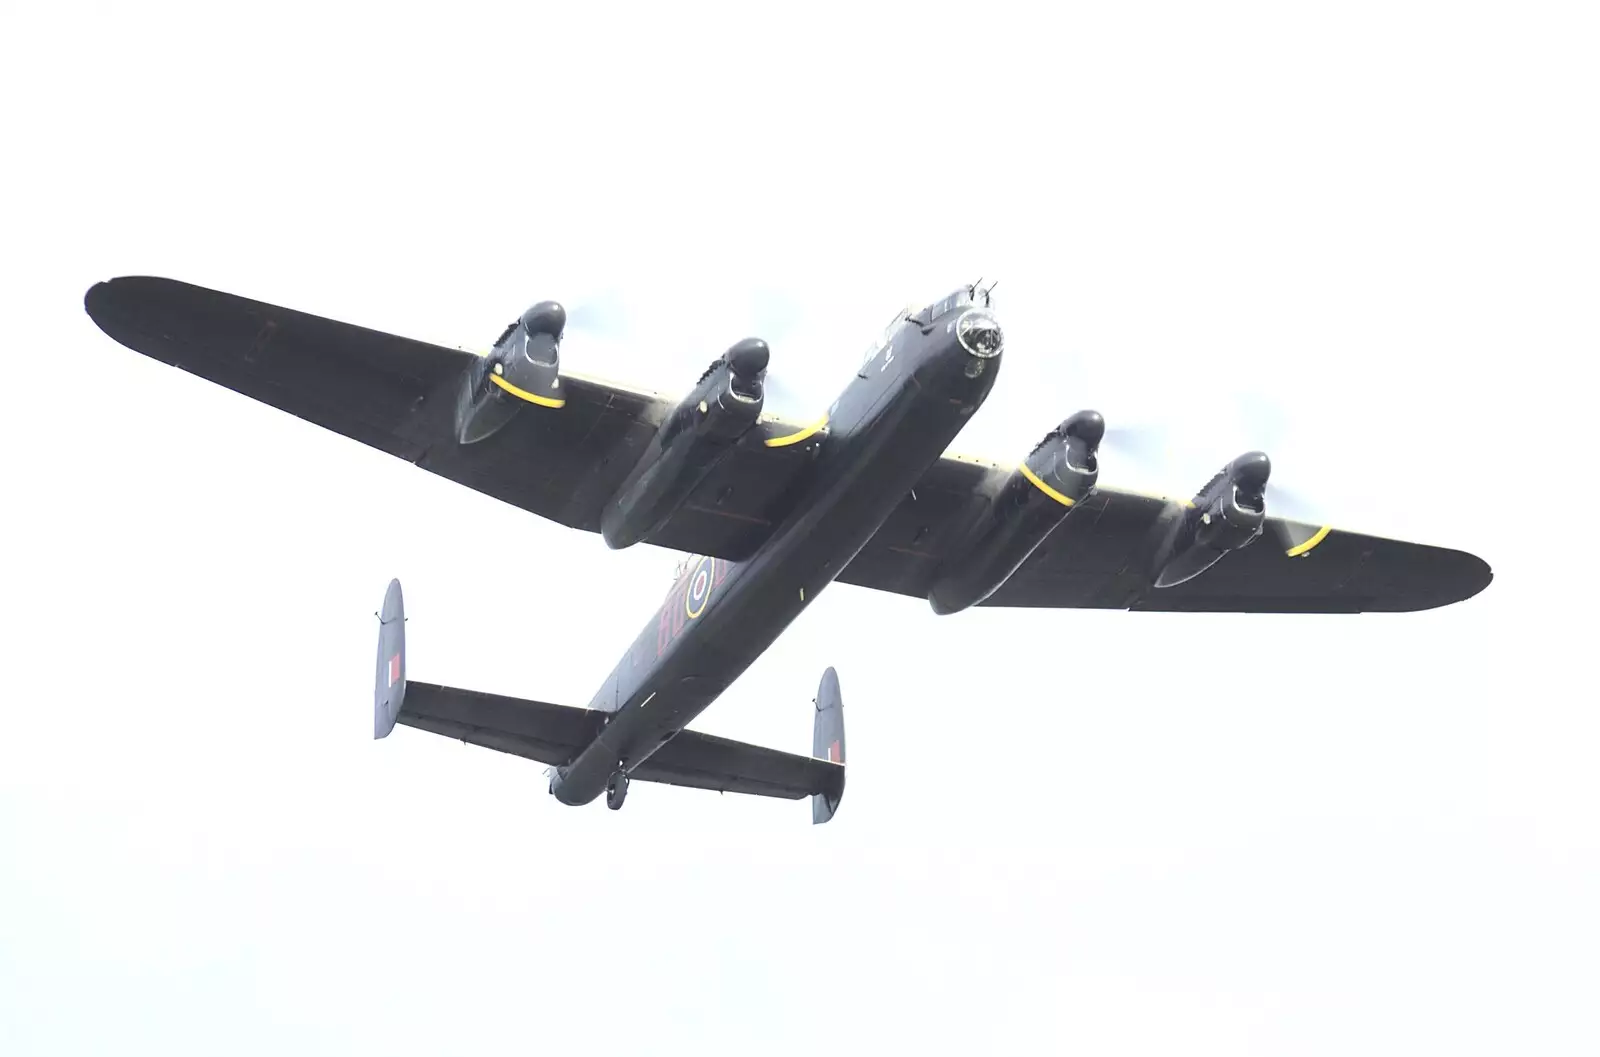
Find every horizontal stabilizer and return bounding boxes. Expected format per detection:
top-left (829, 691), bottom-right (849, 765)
top-left (630, 727), bottom-right (842, 803)
top-left (399, 682), bottom-right (606, 766)
top-left (389, 681), bottom-right (845, 805)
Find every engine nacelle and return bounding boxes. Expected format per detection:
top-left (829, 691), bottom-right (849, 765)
top-left (600, 338), bottom-right (770, 549)
top-left (455, 301), bottom-right (568, 444)
top-left (927, 410), bottom-right (1104, 615)
top-left (1152, 450), bottom-right (1270, 588)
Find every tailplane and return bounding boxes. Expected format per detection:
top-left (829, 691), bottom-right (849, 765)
top-left (812, 667), bottom-right (846, 824)
top-left (374, 578), bottom-right (407, 738)
top-left (370, 579), bottom-right (845, 824)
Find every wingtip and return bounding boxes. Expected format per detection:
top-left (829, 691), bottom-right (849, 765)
top-left (1461, 550), bottom-right (1494, 602)
top-left (83, 280), bottom-right (126, 343)
top-left (1412, 545), bottom-right (1494, 612)
top-left (84, 275), bottom-right (154, 303)
top-left (83, 275), bottom-right (165, 336)
top-left (83, 278), bottom-right (114, 317)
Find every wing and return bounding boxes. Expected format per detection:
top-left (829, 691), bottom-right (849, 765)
top-left (399, 682), bottom-right (840, 800)
top-left (837, 455), bottom-right (1492, 614)
top-left (83, 276), bottom-right (825, 561)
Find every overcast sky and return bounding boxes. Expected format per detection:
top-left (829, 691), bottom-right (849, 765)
top-left (4, 2), bottom-right (1597, 1054)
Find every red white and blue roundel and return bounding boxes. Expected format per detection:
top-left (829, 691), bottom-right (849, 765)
top-left (684, 555), bottom-right (717, 619)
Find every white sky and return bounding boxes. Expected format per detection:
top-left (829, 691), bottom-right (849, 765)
top-left (3, 2), bottom-right (1597, 1053)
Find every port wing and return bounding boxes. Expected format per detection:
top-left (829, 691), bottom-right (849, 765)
top-left (85, 276), bottom-right (826, 561)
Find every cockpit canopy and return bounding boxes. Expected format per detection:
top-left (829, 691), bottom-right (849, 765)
top-left (916, 282), bottom-right (993, 324)
top-left (921, 287), bottom-right (972, 321)
top-left (860, 282), bottom-right (998, 365)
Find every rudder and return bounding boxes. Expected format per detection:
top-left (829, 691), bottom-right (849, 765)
top-left (812, 666), bottom-right (846, 824)
top-left (374, 579), bottom-right (406, 738)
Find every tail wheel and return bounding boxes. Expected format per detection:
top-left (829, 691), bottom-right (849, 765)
top-left (606, 771), bottom-right (629, 811)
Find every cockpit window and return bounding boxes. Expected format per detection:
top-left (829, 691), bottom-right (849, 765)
top-left (919, 288), bottom-right (973, 322)
top-left (860, 305), bottom-right (913, 365)
top-left (917, 284), bottom-right (997, 324)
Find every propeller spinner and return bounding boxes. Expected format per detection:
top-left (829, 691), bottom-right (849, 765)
top-left (726, 337), bottom-right (770, 379)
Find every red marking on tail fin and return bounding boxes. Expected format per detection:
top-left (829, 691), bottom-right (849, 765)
top-left (388, 653), bottom-right (401, 687)
top-left (828, 740), bottom-right (841, 763)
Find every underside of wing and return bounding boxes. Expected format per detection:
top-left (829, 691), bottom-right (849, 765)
top-left (84, 276), bottom-right (827, 561)
top-left (839, 450), bottom-right (1492, 614)
top-left (643, 416), bottom-right (832, 559)
top-left (981, 489), bottom-right (1493, 613)
top-left (834, 453), bottom-right (1007, 598)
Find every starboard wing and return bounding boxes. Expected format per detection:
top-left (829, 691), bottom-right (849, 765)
top-left (835, 454), bottom-right (1492, 614)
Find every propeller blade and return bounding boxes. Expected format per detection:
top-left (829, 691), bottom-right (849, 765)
top-left (737, 286), bottom-right (834, 421)
top-left (758, 369), bottom-right (823, 421)
top-left (551, 283), bottom-right (835, 420)
top-left (1232, 390), bottom-right (1292, 454)
top-left (563, 288), bottom-right (634, 340)
top-left (1264, 480), bottom-right (1327, 526)
top-left (1099, 422), bottom-right (1174, 473)
top-left (745, 286), bottom-right (808, 349)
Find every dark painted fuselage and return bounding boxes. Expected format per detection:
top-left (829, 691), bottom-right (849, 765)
top-left (550, 298), bottom-right (1001, 805)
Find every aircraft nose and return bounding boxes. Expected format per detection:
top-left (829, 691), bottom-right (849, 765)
top-left (956, 309), bottom-right (1003, 359)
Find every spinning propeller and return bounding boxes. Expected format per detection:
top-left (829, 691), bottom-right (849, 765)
top-left (547, 287), bottom-right (1332, 534)
top-left (561, 288), bottom-right (636, 341)
top-left (1092, 392), bottom-right (1330, 529)
top-left (551, 284), bottom-right (831, 421)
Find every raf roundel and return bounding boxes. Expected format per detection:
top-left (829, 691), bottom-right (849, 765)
top-left (684, 555), bottom-right (716, 619)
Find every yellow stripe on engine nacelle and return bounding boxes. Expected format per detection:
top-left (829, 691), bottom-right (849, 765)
top-left (490, 373), bottom-right (567, 408)
top-left (764, 416), bottom-right (828, 448)
top-left (1286, 525), bottom-right (1332, 557)
top-left (1018, 463), bottom-right (1076, 508)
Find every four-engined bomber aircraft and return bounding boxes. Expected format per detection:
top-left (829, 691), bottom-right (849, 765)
top-left (84, 276), bottom-right (1492, 823)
